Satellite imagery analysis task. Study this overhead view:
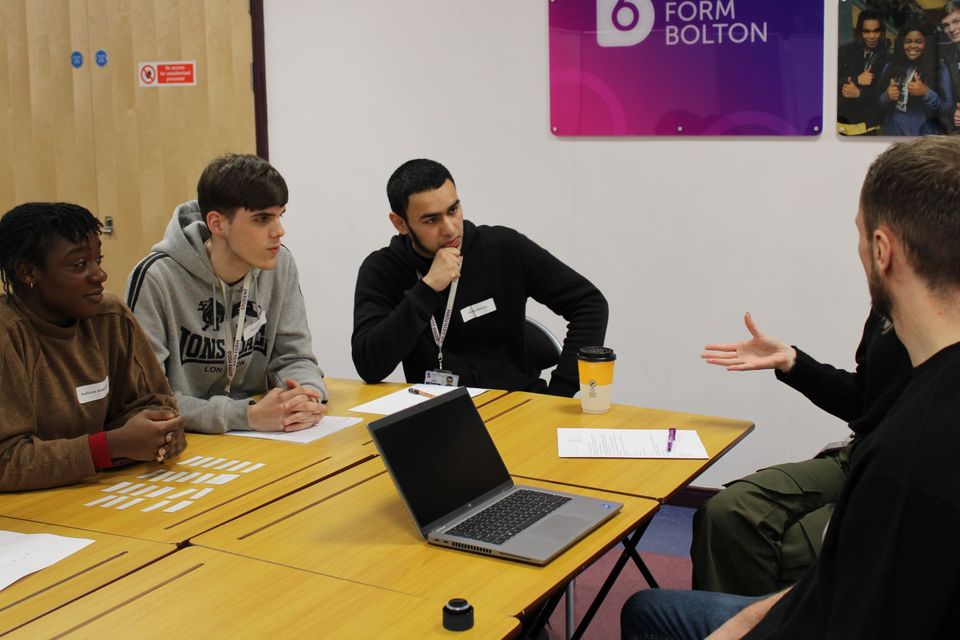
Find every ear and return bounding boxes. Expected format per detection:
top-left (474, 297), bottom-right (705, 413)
top-left (206, 210), bottom-right (228, 237)
top-left (14, 262), bottom-right (37, 289)
top-left (388, 212), bottom-right (409, 236)
top-left (872, 226), bottom-right (894, 273)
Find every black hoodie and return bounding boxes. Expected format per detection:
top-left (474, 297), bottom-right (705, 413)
top-left (351, 220), bottom-right (608, 396)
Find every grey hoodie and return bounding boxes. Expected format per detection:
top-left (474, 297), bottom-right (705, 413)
top-left (125, 200), bottom-right (326, 434)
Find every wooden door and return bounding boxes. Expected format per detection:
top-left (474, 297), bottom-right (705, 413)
top-left (0, 0), bottom-right (256, 294)
top-left (86, 0), bottom-right (256, 292)
top-left (0, 0), bottom-right (99, 212)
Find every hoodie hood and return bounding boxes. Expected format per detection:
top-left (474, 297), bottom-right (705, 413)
top-left (152, 200), bottom-right (221, 285)
top-left (150, 200), bottom-right (261, 378)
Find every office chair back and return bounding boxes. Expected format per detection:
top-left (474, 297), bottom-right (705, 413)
top-left (525, 316), bottom-right (562, 373)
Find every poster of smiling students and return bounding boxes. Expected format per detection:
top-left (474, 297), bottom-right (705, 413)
top-left (838, 1), bottom-right (960, 136)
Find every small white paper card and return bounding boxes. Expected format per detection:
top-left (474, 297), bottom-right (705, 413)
top-left (557, 428), bottom-right (708, 459)
top-left (460, 298), bottom-right (496, 322)
top-left (349, 385), bottom-right (487, 415)
top-left (226, 416), bottom-right (362, 444)
top-left (0, 531), bottom-right (94, 592)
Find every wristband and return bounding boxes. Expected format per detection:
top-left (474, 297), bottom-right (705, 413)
top-left (88, 432), bottom-right (113, 470)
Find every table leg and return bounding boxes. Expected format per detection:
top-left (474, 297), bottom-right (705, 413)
top-left (570, 520), bottom-right (657, 640)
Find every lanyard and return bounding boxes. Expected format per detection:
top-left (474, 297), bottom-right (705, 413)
top-left (222, 271), bottom-right (253, 393)
top-left (419, 257), bottom-right (462, 371)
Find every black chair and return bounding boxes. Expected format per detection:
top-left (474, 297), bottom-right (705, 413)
top-left (525, 316), bottom-right (562, 374)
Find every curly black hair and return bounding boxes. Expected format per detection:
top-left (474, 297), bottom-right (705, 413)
top-left (0, 202), bottom-right (102, 294)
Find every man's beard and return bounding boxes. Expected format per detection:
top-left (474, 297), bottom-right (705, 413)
top-left (868, 258), bottom-right (894, 323)
top-left (407, 226), bottom-right (434, 258)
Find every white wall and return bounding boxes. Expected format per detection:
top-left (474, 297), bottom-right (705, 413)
top-left (264, 1), bottom-right (891, 487)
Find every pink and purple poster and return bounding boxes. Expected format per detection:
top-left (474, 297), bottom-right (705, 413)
top-left (549, 0), bottom-right (824, 136)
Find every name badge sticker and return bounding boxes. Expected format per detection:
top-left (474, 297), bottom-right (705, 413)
top-left (460, 298), bottom-right (497, 323)
top-left (77, 377), bottom-right (109, 404)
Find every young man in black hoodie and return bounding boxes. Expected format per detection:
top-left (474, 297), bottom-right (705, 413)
top-left (352, 159), bottom-right (607, 396)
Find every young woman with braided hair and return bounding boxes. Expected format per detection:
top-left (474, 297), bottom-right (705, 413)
top-left (0, 202), bottom-right (185, 490)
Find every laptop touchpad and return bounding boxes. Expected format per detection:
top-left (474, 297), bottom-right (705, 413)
top-left (528, 515), bottom-right (592, 541)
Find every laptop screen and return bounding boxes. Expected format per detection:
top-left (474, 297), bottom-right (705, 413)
top-left (369, 388), bottom-right (512, 532)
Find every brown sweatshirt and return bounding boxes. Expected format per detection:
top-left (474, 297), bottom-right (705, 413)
top-left (0, 292), bottom-right (176, 491)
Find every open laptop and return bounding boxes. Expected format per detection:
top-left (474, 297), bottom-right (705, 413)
top-left (367, 387), bottom-right (623, 565)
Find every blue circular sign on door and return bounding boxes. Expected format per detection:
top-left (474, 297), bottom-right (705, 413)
top-left (70, 51), bottom-right (83, 68)
top-left (95, 50), bottom-right (108, 67)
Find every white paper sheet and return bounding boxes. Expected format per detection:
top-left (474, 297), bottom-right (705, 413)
top-left (0, 530), bottom-right (94, 592)
top-left (348, 385), bottom-right (488, 415)
top-left (557, 428), bottom-right (708, 459)
top-left (225, 416), bottom-right (362, 444)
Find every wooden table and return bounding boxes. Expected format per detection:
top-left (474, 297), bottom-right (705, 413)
top-left (6, 547), bottom-right (521, 639)
top-left (0, 517), bottom-right (174, 635)
top-left (0, 435), bottom-right (370, 544)
top-left (0, 380), bottom-right (505, 545)
top-left (193, 457), bottom-right (659, 621)
top-left (478, 392), bottom-right (754, 501)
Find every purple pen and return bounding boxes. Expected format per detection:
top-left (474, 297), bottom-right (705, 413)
top-left (667, 427), bottom-right (676, 453)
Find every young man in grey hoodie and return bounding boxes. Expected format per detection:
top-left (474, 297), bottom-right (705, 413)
top-left (125, 154), bottom-right (327, 434)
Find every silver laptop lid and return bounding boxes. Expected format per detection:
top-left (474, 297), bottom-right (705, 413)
top-left (367, 388), bottom-right (514, 537)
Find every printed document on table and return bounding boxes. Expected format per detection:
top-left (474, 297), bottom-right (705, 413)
top-left (349, 385), bottom-right (488, 415)
top-left (557, 428), bottom-right (708, 459)
top-left (226, 416), bottom-right (363, 444)
top-left (0, 530), bottom-right (95, 592)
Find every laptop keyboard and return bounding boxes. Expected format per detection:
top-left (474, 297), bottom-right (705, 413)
top-left (446, 489), bottom-right (572, 545)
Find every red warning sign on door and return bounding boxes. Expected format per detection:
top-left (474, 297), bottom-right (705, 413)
top-left (138, 61), bottom-right (197, 87)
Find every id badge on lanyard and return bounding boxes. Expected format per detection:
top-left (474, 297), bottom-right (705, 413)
top-left (419, 258), bottom-right (462, 386)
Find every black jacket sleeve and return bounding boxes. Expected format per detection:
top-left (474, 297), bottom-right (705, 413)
top-left (351, 251), bottom-right (444, 383)
top-left (518, 233), bottom-right (608, 397)
top-left (773, 314), bottom-right (880, 423)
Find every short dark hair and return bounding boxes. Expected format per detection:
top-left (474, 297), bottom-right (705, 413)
top-left (0, 202), bottom-right (102, 294)
top-left (386, 159), bottom-right (455, 220)
top-left (945, 1), bottom-right (960, 17)
top-left (861, 136), bottom-right (960, 292)
top-left (197, 153), bottom-right (288, 218)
